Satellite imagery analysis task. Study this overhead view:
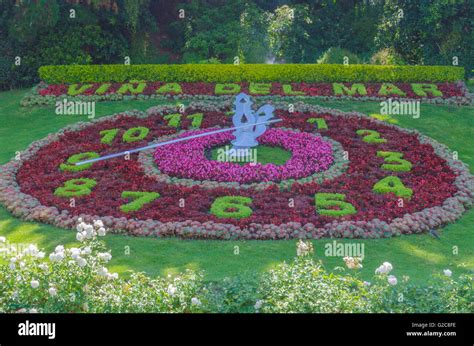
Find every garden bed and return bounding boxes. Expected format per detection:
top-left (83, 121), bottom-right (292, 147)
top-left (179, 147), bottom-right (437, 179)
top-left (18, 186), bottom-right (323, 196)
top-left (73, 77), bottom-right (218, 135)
top-left (1, 101), bottom-right (472, 239)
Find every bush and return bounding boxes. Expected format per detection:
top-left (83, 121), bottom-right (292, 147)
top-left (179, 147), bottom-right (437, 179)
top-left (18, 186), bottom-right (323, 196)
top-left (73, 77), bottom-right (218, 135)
top-left (317, 47), bottom-right (362, 65)
top-left (197, 58), bottom-right (222, 64)
top-left (256, 256), bottom-right (472, 313)
top-left (38, 64), bottom-right (465, 84)
top-left (371, 48), bottom-right (405, 65)
top-left (0, 234), bottom-right (470, 313)
top-left (0, 219), bottom-right (205, 313)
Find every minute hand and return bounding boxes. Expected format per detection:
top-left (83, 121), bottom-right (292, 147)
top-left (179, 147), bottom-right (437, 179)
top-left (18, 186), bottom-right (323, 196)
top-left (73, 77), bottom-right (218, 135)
top-left (75, 118), bottom-right (282, 166)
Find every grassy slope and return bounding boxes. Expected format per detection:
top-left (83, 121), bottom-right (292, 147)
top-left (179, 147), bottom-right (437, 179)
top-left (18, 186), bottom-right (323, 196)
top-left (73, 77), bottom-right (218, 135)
top-left (0, 89), bottom-right (473, 283)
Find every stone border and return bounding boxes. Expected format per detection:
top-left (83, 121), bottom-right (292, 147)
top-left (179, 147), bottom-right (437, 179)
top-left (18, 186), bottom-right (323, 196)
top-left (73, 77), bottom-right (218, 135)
top-left (0, 102), bottom-right (472, 239)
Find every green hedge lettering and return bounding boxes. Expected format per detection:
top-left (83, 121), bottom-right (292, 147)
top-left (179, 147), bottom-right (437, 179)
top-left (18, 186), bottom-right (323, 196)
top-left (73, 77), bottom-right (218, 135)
top-left (54, 178), bottom-right (97, 198)
top-left (333, 83), bottom-right (367, 96)
top-left (377, 151), bottom-right (413, 172)
top-left (373, 176), bottom-right (413, 199)
top-left (378, 83), bottom-right (406, 96)
top-left (210, 196), bottom-right (253, 219)
top-left (215, 83), bottom-right (241, 94)
top-left (315, 193), bottom-right (357, 217)
top-left (356, 129), bottom-right (387, 143)
top-left (67, 84), bottom-right (93, 96)
top-left (411, 83), bottom-right (443, 97)
top-left (156, 82), bottom-right (182, 94)
top-left (120, 191), bottom-right (160, 213)
top-left (123, 127), bottom-right (150, 143)
top-left (59, 152), bottom-right (100, 172)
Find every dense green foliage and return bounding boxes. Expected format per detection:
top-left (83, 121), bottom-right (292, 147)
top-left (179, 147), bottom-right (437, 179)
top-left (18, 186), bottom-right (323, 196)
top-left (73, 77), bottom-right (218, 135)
top-left (38, 64), bottom-right (464, 84)
top-left (317, 47), bottom-right (362, 65)
top-left (0, 0), bottom-right (472, 90)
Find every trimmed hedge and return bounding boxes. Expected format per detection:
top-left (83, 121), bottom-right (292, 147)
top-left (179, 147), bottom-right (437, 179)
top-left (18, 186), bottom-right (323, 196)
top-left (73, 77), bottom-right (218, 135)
top-left (38, 64), bottom-right (465, 84)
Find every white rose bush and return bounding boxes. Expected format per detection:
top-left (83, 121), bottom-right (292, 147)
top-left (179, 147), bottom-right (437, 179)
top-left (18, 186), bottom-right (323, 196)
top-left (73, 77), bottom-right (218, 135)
top-left (254, 241), bottom-right (472, 313)
top-left (0, 234), bottom-right (471, 313)
top-left (0, 219), bottom-right (205, 313)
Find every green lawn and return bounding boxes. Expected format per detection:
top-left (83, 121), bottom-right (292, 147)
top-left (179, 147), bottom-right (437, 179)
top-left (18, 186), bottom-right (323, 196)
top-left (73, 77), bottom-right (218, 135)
top-left (0, 89), bottom-right (473, 284)
top-left (211, 145), bottom-right (291, 165)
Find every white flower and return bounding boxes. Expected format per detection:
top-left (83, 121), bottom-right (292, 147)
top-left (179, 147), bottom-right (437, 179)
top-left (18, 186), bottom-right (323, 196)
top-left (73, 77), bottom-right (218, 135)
top-left (76, 232), bottom-right (85, 242)
top-left (36, 251), bottom-right (45, 259)
top-left (387, 275), bottom-right (398, 286)
top-left (191, 297), bottom-right (201, 306)
top-left (70, 248), bottom-right (81, 259)
top-left (76, 257), bottom-right (87, 267)
top-left (107, 272), bottom-right (118, 280)
top-left (93, 220), bottom-right (104, 228)
top-left (9, 262), bottom-right (15, 270)
top-left (0, 236), bottom-right (6, 243)
top-left (375, 262), bottom-right (393, 275)
top-left (97, 227), bottom-right (107, 237)
top-left (97, 267), bottom-right (108, 277)
top-left (82, 246), bottom-right (92, 255)
top-left (254, 300), bottom-right (264, 310)
top-left (443, 269), bottom-right (452, 277)
top-left (30, 280), bottom-right (40, 289)
top-left (49, 252), bottom-right (64, 262)
top-left (363, 281), bottom-right (371, 286)
top-left (167, 284), bottom-right (177, 296)
top-left (296, 239), bottom-right (313, 257)
top-left (84, 224), bottom-right (94, 237)
top-left (19, 261), bottom-right (26, 269)
top-left (98, 252), bottom-right (112, 262)
top-left (24, 244), bottom-right (39, 256)
top-left (343, 256), bottom-right (363, 269)
top-left (48, 287), bottom-right (57, 296)
top-left (55, 245), bottom-right (65, 253)
top-left (29, 308), bottom-right (38, 313)
top-left (38, 263), bottom-right (48, 271)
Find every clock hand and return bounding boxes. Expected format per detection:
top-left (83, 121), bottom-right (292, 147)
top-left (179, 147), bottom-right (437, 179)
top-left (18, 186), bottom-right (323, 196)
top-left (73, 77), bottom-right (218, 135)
top-left (75, 118), bottom-right (282, 166)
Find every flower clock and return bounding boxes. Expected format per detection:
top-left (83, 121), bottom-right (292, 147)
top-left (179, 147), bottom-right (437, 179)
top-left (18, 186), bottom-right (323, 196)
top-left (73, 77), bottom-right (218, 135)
top-left (0, 100), bottom-right (472, 240)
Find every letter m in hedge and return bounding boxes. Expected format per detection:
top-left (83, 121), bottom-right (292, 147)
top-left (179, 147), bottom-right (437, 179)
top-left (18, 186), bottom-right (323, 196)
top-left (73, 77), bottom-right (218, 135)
top-left (332, 83), bottom-right (367, 96)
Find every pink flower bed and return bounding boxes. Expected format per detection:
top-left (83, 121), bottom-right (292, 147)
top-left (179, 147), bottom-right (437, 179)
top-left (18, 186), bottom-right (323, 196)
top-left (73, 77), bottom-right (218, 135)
top-left (153, 129), bottom-right (333, 184)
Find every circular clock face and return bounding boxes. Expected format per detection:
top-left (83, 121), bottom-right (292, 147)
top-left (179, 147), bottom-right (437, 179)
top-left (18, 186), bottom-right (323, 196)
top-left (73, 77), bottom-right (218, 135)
top-left (0, 103), bottom-right (472, 240)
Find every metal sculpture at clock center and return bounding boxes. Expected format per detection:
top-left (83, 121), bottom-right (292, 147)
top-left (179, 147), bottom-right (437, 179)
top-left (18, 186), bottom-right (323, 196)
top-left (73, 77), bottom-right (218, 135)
top-left (231, 93), bottom-right (275, 149)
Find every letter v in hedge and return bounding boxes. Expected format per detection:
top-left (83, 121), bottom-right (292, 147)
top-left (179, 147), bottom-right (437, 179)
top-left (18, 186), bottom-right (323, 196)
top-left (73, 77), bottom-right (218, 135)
top-left (68, 84), bottom-right (94, 96)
